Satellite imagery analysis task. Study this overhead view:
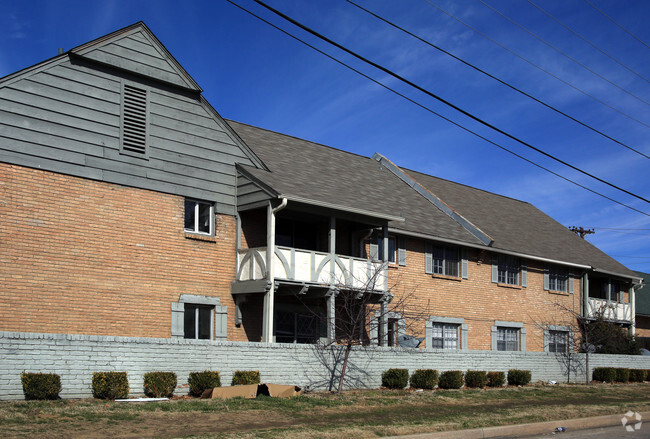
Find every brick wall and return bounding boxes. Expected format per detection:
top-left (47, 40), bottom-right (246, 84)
top-left (0, 163), bottom-right (249, 342)
top-left (1, 331), bottom-right (649, 400)
top-left (385, 238), bottom-right (581, 352)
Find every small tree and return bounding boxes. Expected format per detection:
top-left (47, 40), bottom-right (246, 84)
top-left (309, 264), bottom-right (427, 393)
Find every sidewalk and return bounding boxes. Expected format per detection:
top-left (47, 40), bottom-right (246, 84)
top-left (387, 410), bottom-right (650, 439)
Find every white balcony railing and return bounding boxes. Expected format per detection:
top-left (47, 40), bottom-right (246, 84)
top-left (586, 297), bottom-right (632, 322)
top-left (236, 246), bottom-right (386, 292)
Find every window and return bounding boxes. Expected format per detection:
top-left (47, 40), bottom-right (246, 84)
top-left (498, 256), bottom-right (519, 285)
top-left (497, 327), bottom-right (520, 351)
top-left (184, 199), bottom-right (214, 235)
top-left (548, 330), bottom-right (568, 353)
top-left (432, 246), bottom-right (459, 277)
top-left (275, 311), bottom-right (320, 344)
top-left (171, 294), bottom-right (227, 340)
top-left (184, 304), bottom-right (213, 339)
top-left (387, 318), bottom-right (399, 347)
top-left (547, 267), bottom-right (568, 292)
top-left (431, 323), bottom-right (459, 349)
top-left (120, 83), bottom-right (148, 157)
top-left (377, 236), bottom-right (396, 263)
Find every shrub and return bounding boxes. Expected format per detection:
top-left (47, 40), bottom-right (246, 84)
top-left (143, 372), bottom-right (177, 398)
top-left (592, 367), bottom-right (616, 383)
top-left (231, 370), bottom-right (261, 386)
top-left (629, 369), bottom-right (647, 383)
top-left (382, 369), bottom-right (409, 389)
top-left (92, 372), bottom-right (129, 400)
top-left (465, 370), bottom-right (488, 388)
top-left (507, 369), bottom-right (531, 386)
top-left (188, 371), bottom-right (221, 396)
top-left (409, 369), bottom-right (438, 389)
top-left (487, 371), bottom-right (506, 387)
top-left (21, 372), bottom-right (61, 400)
top-left (615, 368), bottom-right (630, 383)
top-left (438, 370), bottom-right (464, 389)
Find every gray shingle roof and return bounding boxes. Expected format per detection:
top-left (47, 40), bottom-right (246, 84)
top-left (227, 120), bottom-right (638, 279)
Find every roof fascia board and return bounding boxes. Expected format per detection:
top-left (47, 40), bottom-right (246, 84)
top-left (280, 195), bottom-right (405, 223)
top-left (0, 54), bottom-right (68, 88)
top-left (206, 102), bottom-right (267, 171)
top-left (70, 22), bottom-right (202, 93)
top-left (592, 268), bottom-right (643, 283)
top-left (388, 227), bottom-right (591, 270)
top-left (236, 165), bottom-right (278, 197)
top-left (373, 153), bottom-right (493, 246)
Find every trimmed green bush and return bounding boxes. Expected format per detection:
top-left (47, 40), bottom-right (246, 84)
top-left (438, 370), bottom-right (464, 389)
top-left (487, 371), bottom-right (506, 387)
top-left (629, 369), bottom-right (647, 383)
top-left (382, 369), bottom-right (409, 389)
top-left (188, 371), bottom-right (221, 396)
top-left (464, 370), bottom-right (488, 388)
top-left (615, 368), bottom-right (630, 383)
top-left (92, 372), bottom-right (129, 400)
top-left (21, 372), bottom-right (61, 400)
top-left (143, 372), bottom-right (177, 398)
top-left (409, 369), bottom-right (438, 390)
top-left (592, 367), bottom-right (616, 383)
top-left (231, 370), bottom-right (261, 386)
top-left (507, 369), bottom-right (531, 386)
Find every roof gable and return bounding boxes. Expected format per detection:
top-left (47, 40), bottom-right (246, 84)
top-left (71, 22), bottom-right (201, 92)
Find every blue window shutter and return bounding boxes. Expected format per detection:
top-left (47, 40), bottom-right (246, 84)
top-left (569, 275), bottom-right (574, 294)
top-left (461, 249), bottom-right (468, 279)
top-left (521, 263), bottom-right (527, 287)
top-left (425, 243), bottom-right (433, 274)
top-left (398, 236), bottom-right (407, 266)
top-left (491, 258), bottom-right (498, 283)
top-left (544, 268), bottom-right (550, 290)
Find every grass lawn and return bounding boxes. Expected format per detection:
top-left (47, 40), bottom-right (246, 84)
top-left (1, 383), bottom-right (649, 438)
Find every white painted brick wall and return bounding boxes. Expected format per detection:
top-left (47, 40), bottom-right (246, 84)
top-left (1, 331), bottom-right (649, 400)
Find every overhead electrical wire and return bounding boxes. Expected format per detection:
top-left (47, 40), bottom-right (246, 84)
top-left (250, 0), bottom-right (650, 205)
top-left (420, 0), bottom-right (650, 129)
top-left (478, 0), bottom-right (650, 107)
top-left (347, 0), bottom-right (649, 160)
top-left (225, 0), bottom-right (649, 217)
top-left (527, 0), bottom-right (649, 83)
top-left (583, 0), bottom-right (650, 51)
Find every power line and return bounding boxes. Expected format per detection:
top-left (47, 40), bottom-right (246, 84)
top-left (583, 0), bottom-right (650, 51)
top-left (527, 0), bottom-right (649, 83)
top-left (592, 227), bottom-right (650, 231)
top-left (226, 0), bottom-right (650, 217)
top-left (420, 0), bottom-right (650, 129)
top-left (347, 0), bottom-right (649, 160)
top-left (252, 0), bottom-right (650, 205)
top-left (478, 0), bottom-right (650, 107)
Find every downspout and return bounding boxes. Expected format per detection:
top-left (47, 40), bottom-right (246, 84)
top-left (262, 197), bottom-right (287, 343)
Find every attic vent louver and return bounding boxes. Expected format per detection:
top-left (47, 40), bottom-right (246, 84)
top-left (121, 84), bottom-right (148, 157)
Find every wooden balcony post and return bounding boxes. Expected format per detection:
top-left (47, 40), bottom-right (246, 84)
top-left (262, 198), bottom-right (287, 343)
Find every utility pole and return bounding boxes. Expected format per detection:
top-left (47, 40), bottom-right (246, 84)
top-left (569, 226), bottom-right (595, 239)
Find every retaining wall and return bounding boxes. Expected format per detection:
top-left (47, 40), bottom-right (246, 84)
top-left (2, 331), bottom-right (649, 400)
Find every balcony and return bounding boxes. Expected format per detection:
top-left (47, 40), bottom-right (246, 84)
top-left (236, 246), bottom-right (386, 292)
top-left (586, 298), bottom-right (632, 322)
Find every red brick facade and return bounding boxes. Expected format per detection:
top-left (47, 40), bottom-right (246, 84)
top-left (0, 163), bottom-right (249, 342)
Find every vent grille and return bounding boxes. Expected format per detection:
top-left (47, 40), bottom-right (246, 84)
top-left (122, 85), bottom-right (147, 155)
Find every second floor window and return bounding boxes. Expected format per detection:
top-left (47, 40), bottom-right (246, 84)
top-left (498, 256), bottom-right (520, 285)
top-left (184, 199), bottom-right (213, 235)
top-left (377, 236), bottom-right (396, 263)
top-left (433, 246), bottom-right (459, 277)
top-left (548, 267), bottom-right (568, 292)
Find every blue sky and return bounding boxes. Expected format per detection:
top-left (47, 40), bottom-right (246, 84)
top-left (2, 0), bottom-right (649, 273)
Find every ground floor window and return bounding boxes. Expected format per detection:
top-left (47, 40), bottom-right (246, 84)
top-left (497, 327), bottom-right (520, 351)
top-left (431, 323), bottom-right (459, 349)
top-left (275, 311), bottom-right (320, 344)
top-left (184, 304), bottom-right (213, 340)
top-left (548, 330), bottom-right (569, 353)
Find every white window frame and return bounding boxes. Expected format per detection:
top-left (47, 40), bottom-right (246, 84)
top-left (426, 316), bottom-right (468, 350)
top-left (491, 320), bottom-right (526, 352)
top-left (498, 256), bottom-right (519, 285)
top-left (544, 325), bottom-right (571, 353)
top-left (432, 245), bottom-right (459, 277)
top-left (184, 199), bottom-right (214, 235)
top-left (549, 267), bottom-right (568, 292)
